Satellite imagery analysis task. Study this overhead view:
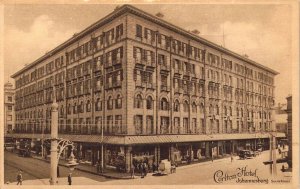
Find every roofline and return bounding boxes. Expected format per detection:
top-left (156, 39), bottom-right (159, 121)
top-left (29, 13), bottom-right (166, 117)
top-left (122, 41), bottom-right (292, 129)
top-left (11, 4), bottom-right (279, 78)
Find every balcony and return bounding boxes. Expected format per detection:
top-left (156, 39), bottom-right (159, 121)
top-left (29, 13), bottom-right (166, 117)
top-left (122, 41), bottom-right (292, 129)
top-left (160, 85), bottom-right (170, 92)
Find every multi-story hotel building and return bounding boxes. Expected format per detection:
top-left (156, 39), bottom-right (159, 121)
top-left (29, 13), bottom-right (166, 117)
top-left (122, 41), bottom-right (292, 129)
top-left (9, 5), bottom-right (284, 171)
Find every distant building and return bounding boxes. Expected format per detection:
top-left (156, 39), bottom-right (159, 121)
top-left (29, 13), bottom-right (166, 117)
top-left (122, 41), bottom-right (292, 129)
top-left (4, 81), bottom-right (15, 134)
top-left (286, 95), bottom-right (292, 168)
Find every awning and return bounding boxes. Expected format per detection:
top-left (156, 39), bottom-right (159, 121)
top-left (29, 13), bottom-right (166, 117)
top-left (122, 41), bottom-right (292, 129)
top-left (6, 132), bottom-right (286, 145)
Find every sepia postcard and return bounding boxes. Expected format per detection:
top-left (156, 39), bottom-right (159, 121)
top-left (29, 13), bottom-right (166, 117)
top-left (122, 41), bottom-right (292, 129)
top-left (0, 1), bottom-right (299, 189)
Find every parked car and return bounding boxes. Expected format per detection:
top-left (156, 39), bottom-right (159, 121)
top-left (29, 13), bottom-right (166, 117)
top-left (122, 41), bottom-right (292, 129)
top-left (239, 150), bottom-right (255, 159)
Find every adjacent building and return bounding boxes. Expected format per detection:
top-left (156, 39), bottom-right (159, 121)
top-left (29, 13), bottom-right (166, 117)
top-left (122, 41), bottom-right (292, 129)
top-left (4, 81), bottom-right (15, 134)
top-left (275, 103), bottom-right (288, 135)
top-left (286, 95), bottom-right (292, 169)
top-left (9, 5), bottom-right (284, 172)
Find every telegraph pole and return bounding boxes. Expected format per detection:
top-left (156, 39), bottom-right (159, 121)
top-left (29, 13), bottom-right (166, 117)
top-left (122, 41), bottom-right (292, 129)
top-left (50, 93), bottom-right (59, 185)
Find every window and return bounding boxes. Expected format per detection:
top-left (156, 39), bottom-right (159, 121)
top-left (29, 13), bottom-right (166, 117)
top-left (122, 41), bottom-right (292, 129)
top-left (174, 100), bottom-right (180, 112)
top-left (174, 117), bottom-right (180, 133)
top-left (200, 103), bottom-right (204, 114)
top-left (146, 116), bottom-right (154, 134)
top-left (136, 24), bottom-right (142, 38)
top-left (183, 118), bottom-right (189, 133)
top-left (107, 96), bottom-right (113, 110)
top-left (115, 95), bottom-right (122, 109)
top-left (114, 115), bottom-right (122, 133)
top-left (160, 116), bottom-right (170, 134)
top-left (8, 96), bottom-right (12, 102)
top-left (146, 96), bottom-right (153, 110)
top-left (7, 106), bottom-right (12, 111)
top-left (192, 102), bottom-right (197, 113)
top-left (95, 98), bottom-right (102, 111)
top-left (215, 105), bottom-right (219, 115)
top-left (73, 102), bottom-right (77, 114)
top-left (79, 101), bottom-right (84, 113)
top-left (116, 24), bottom-right (123, 39)
top-left (209, 104), bottom-right (213, 114)
top-left (7, 115), bottom-right (12, 121)
top-left (134, 115), bottom-right (143, 134)
top-left (160, 98), bottom-right (169, 111)
top-left (86, 100), bottom-right (91, 112)
top-left (135, 94), bottom-right (143, 108)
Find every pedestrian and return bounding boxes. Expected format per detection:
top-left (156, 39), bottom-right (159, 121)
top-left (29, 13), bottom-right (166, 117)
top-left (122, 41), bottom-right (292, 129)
top-left (143, 162), bottom-right (148, 177)
top-left (67, 173), bottom-right (72, 185)
top-left (57, 166), bottom-right (60, 177)
top-left (130, 164), bottom-right (135, 179)
top-left (231, 153), bottom-right (234, 163)
top-left (140, 163), bottom-right (144, 178)
top-left (152, 162), bottom-right (157, 173)
top-left (16, 170), bottom-right (23, 185)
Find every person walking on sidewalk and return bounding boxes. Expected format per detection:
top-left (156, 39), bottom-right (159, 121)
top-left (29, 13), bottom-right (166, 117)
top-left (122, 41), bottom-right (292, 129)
top-left (67, 173), bottom-right (72, 185)
top-left (231, 153), bottom-right (234, 163)
top-left (16, 170), bottom-right (23, 185)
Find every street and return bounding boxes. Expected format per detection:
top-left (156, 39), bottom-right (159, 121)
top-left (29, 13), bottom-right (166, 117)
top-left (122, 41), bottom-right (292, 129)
top-left (4, 151), bottom-right (110, 185)
top-left (4, 150), bottom-right (292, 185)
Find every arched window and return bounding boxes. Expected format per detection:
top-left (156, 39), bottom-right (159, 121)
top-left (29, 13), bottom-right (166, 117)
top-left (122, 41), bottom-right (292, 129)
top-left (95, 98), bottom-right (102, 111)
top-left (160, 98), bottom-right (169, 111)
top-left (183, 101), bottom-right (189, 112)
top-left (241, 108), bottom-right (243, 117)
top-left (135, 94), bottom-right (143, 108)
top-left (174, 100), bottom-right (180, 112)
top-left (146, 96), bottom-right (153, 110)
top-left (107, 96), bottom-right (113, 110)
top-left (192, 102), bottom-right (197, 113)
top-left (86, 100), bottom-right (91, 112)
top-left (115, 95), bottom-right (122, 109)
top-left (224, 106), bottom-right (227, 115)
top-left (236, 107), bottom-right (239, 117)
top-left (229, 106), bottom-right (232, 116)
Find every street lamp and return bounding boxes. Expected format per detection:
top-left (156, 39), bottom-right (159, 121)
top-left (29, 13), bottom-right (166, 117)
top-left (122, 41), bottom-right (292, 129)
top-left (50, 86), bottom-right (78, 185)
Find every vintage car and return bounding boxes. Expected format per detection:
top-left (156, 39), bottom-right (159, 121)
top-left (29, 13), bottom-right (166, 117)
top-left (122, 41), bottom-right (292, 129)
top-left (238, 150), bottom-right (255, 159)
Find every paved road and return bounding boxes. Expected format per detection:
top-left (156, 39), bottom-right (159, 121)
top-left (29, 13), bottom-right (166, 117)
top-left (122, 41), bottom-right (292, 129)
top-left (5, 150), bottom-right (292, 185)
top-left (4, 151), bottom-right (110, 184)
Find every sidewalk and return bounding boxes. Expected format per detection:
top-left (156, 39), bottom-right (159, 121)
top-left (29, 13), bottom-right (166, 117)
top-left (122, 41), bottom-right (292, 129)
top-left (31, 155), bottom-right (132, 179)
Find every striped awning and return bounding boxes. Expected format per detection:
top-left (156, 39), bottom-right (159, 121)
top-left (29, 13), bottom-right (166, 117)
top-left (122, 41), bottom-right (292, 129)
top-left (6, 132), bottom-right (285, 145)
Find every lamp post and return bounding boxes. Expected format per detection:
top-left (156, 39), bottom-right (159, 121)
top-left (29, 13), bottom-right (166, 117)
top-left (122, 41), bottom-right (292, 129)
top-left (50, 87), bottom-right (78, 185)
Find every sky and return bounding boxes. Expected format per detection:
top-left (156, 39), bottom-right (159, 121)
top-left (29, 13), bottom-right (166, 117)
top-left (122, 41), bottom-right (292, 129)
top-left (3, 3), bottom-right (293, 104)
